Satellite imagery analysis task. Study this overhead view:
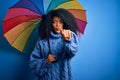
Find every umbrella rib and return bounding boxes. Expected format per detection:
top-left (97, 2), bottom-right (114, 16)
top-left (30, 0), bottom-right (43, 15)
top-left (44, 0), bottom-right (52, 13)
top-left (76, 18), bottom-right (87, 23)
top-left (3, 15), bottom-right (41, 22)
top-left (68, 9), bottom-right (86, 11)
top-left (45, 0), bottom-right (53, 12)
top-left (46, 0), bottom-right (71, 12)
top-left (9, 7), bottom-right (41, 15)
top-left (68, 9), bottom-right (87, 22)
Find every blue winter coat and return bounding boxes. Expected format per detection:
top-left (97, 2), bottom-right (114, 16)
top-left (29, 31), bottom-right (79, 80)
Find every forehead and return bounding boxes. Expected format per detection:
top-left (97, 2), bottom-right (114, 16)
top-left (53, 16), bottom-right (62, 21)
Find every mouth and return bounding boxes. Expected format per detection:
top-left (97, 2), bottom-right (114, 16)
top-left (54, 29), bottom-right (61, 33)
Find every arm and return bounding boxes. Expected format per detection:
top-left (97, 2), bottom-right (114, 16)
top-left (64, 32), bottom-right (79, 58)
top-left (29, 39), bottom-right (49, 76)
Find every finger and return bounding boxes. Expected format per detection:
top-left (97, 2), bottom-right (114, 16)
top-left (66, 30), bottom-right (69, 38)
top-left (61, 29), bottom-right (65, 35)
top-left (62, 30), bottom-right (66, 38)
top-left (61, 30), bottom-right (66, 40)
top-left (65, 30), bottom-right (69, 38)
top-left (64, 30), bottom-right (69, 40)
top-left (46, 59), bottom-right (51, 64)
top-left (62, 36), bottom-right (66, 40)
top-left (67, 30), bottom-right (70, 39)
top-left (60, 29), bottom-right (63, 34)
top-left (52, 57), bottom-right (56, 62)
top-left (61, 30), bottom-right (70, 40)
top-left (50, 56), bottom-right (55, 62)
top-left (68, 30), bottom-right (71, 40)
top-left (48, 54), bottom-right (56, 62)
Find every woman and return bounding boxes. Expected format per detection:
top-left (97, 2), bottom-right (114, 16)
top-left (29, 8), bottom-right (79, 80)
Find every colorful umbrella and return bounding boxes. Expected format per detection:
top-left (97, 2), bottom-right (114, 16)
top-left (3, 0), bottom-right (87, 54)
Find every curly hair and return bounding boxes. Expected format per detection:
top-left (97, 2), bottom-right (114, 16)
top-left (39, 8), bottom-right (79, 39)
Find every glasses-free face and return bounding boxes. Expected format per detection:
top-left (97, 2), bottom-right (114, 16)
top-left (52, 16), bottom-right (63, 33)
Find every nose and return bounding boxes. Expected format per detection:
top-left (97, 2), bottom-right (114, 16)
top-left (56, 22), bottom-right (60, 26)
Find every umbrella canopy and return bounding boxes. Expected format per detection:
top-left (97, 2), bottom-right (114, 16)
top-left (3, 0), bottom-right (87, 53)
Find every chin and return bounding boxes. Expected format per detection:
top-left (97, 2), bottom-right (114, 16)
top-left (55, 31), bottom-right (60, 33)
top-left (56, 32), bottom-right (60, 33)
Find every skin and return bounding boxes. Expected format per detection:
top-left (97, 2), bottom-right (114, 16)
top-left (46, 16), bottom-right (72, 64)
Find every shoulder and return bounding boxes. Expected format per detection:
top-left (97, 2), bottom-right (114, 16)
top-left (36, 38), bottom-right (48, 45)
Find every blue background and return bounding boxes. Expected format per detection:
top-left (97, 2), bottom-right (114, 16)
top-left (0, 0), bottom-right (120, 80)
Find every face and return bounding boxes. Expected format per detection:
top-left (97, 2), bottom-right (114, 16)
top-left (52, 16), bottom-right (63, 33)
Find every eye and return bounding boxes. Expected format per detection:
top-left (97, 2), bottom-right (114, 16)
top-left (60, 20), bottom-right (63, 23)
top-left (52, 20), bottom-right (57, 23)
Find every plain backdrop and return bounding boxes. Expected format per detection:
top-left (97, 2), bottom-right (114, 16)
top-left (0, 0), bottom-right (120, 80)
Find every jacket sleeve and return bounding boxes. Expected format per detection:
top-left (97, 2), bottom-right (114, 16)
top-left (29, 39), bottom-right (49, 76)
top-left (64, 32), bottom-right (79, 58)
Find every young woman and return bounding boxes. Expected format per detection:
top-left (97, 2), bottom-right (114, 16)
top-left (29, 8), bottom-right (79, 80)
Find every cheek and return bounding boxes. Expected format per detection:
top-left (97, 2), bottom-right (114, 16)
top-left (52, 23), bottom-right (56, 29)
top-left (52, 24), bottom-right (56, 29)
top-left (60, 25), bottom-right (63, 29)
top-left (60, 24), bottom-right (63, 29)
top-left (52, 23), bottom-right (56, 27)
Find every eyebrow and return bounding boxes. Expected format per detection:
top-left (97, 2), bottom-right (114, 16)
top-left (53, 19), bottom-right (62, 22)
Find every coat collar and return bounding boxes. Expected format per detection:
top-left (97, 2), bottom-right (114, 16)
top-left (50, 31), bottom-right (61, 39)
